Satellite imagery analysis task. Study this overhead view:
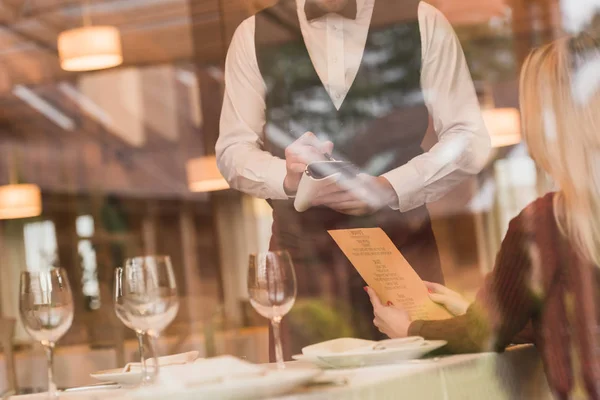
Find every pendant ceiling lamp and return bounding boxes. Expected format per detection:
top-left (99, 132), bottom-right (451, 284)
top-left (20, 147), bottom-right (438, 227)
top-left (0, 153), bottom-right (42, 220)
top-left (0, 184), bottom-right (42, 220)
top-left (186, 155), bottom-right (229, 193)
top-left (58, 1), bottom-right (122, 72)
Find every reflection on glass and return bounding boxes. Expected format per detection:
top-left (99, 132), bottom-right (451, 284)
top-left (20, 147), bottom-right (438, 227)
top-left (23, 220), bottom-right (58, 273)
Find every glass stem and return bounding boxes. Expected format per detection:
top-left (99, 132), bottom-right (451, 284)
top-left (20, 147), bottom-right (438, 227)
top-left (136, 331), bottom-right (149, 383)
top-left (43, 341), bottom-right (58, 398)
top-left (271, 317), bottom-right (285, 370)
top-left (145, 331), bottom-right (160, 384)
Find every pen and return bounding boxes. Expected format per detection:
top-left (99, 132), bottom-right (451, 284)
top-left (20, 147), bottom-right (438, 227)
top-left (324, 153), bottom-right (335, 161)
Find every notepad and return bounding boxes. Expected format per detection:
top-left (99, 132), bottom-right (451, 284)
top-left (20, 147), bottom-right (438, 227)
top-left (328, 227), bottom-right (452, 321)
top-left (294, 161), bottom-right (360, 212)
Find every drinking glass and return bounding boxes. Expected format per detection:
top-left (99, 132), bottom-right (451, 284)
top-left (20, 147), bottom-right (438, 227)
top-left (114, 267), bottom-right (151, 384)
top-left (119, 256), bottom-right (179, 383)
top-left (247, 250), bottom-right (297, 369)
top-left (19, 268), bottom-right (74, 398)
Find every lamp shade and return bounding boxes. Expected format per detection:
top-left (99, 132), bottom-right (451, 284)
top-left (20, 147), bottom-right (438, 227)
top-left (58, 26), bottom-right (123, 72)
top-left (0, 184), bottom-right (42, 220)
top-left (482, 108), bottom-right (522, 148)
top-left (186, 156), bottom-right (229, 192)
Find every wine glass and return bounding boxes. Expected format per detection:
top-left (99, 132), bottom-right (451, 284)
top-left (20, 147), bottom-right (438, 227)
top-left (19, 268), bottom-right (74, 398)
top-left (119, 256), bottom-right (179, 382)
top-left (247, 250), bottom-right (297, 369)
top-left (114, 267), bottom-right (152, 384)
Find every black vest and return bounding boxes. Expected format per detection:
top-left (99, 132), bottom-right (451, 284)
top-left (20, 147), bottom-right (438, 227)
top-left (255, 0), bottom-right (427, 175)
top-left (254, 1), bottom-right (441, 286)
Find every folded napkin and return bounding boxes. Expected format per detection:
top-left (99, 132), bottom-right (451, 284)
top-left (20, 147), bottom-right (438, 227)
top-left (154, 355), bottom-right (266, 387)
top-left (123, 351), bottom-right (199, 373)
top-left (302, 338), bottom-right (376, 356)
top-left (302, 337), bottom-right (425, 356)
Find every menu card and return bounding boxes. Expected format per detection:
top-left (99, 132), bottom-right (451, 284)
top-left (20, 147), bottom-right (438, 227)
top-left (328, 227), bottom-right (452, 321)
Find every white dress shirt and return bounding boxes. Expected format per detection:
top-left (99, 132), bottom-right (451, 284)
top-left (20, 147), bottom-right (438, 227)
top-left (217, 0), bottom-right (491, 212)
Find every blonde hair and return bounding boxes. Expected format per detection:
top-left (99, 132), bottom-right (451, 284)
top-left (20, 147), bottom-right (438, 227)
top-left (519, 33), bottom-right (600, 265)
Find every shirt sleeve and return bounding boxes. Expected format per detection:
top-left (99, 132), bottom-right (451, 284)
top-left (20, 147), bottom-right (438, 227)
top-left (216, 17), bottom-right (289, 200)
top-left (382, 2), bottom-right (491, 212)
top-left (408, 203), bottom-right (542, 353)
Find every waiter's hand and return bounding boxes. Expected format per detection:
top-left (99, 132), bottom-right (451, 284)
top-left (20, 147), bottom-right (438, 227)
top-left (284, 132), bottom-right (334, 196)
top-left (312, 174), bottom-right (398, 216)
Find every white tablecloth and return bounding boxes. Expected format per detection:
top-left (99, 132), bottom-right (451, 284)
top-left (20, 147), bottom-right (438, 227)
top-left (0, 327), bottom-right (269, 393)
top-left (280, 345), bottom-right (551, 399)
top-left (7, 345), bottom-right (552, 400)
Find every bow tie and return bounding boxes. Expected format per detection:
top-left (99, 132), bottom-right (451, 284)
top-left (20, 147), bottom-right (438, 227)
top-left (304, 0), bottom-right (358, 21)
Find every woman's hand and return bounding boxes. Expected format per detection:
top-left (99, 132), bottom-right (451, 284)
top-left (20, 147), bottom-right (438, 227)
top-left (365, 287), bottom-right (411, 338)
top-left (424, 281), bottom-right (470, 316)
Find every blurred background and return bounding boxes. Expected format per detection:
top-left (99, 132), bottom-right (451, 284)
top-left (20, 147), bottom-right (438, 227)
top-left (0, 0), bottom-right (567, 394)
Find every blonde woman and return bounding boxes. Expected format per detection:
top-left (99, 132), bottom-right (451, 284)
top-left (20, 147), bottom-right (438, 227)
top-left (366, 31), bottom-right (600, 400)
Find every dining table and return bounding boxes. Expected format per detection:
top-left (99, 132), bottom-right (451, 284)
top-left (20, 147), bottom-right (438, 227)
top-left (5, 344), bottom-right (551, 400)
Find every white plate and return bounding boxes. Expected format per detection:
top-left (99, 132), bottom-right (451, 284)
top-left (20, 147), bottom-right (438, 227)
top-left (129, 369), bottom-right (321, 400)
top-left (293, 340), bottom-right (447, 369)
top-left (292, 354), bottom-right (334, 368)
top-left (90, 368), bottom-right (142, 386)
top-left (301, 337), bottom-right (425, 358)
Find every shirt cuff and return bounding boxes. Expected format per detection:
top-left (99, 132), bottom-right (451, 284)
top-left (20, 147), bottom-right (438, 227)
top-left (263, 157), bottom-right (289, 200)
top-left (408, 320), bottom-right (425, 337)
top-left (381, 163), bottom-right (425, 212)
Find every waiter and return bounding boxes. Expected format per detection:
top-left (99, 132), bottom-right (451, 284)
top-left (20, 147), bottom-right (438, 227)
top-left (217, 0), bottom-right (490, 357)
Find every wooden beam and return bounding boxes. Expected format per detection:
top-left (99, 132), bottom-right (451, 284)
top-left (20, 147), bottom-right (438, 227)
top-left (0, 23), bottom-right (58, 55)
